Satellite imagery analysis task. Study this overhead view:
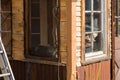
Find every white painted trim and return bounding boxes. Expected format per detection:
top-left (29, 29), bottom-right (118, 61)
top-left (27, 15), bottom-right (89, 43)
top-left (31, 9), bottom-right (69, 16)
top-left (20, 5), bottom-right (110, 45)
top-left (85, 51), bottom-right (103, 58)
top-left (85, 53), bottom-right (108, 63)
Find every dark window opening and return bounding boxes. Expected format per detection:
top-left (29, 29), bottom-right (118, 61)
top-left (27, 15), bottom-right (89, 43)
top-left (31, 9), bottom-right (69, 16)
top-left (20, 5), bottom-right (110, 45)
top-left (25, 0), bottom-right (60, 58)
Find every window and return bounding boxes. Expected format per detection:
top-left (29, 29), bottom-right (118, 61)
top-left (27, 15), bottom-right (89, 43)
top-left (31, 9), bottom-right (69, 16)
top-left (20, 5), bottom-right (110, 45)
top-left (82, 0), bottom-right (110, 63)
top-left (25, 0), bottom-right (59, 58)
top-left (29, 0), bottom-right (41, 48)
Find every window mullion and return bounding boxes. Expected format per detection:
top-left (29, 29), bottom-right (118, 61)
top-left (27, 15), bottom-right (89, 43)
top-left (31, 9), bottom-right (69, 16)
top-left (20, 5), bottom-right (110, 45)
top-left (29, 0), bottom-right (32, 48)
top-left (101, 0), bottom-right (103, 51)
top-left (101, 0), bottom-right (105, 52)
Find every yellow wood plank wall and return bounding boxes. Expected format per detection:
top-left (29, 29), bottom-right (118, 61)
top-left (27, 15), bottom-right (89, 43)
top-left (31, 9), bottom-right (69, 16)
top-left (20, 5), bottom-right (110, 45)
top-left (12, 0), bottom-right (24, 60)
top-left (60, 0), bottom-right (68, 63)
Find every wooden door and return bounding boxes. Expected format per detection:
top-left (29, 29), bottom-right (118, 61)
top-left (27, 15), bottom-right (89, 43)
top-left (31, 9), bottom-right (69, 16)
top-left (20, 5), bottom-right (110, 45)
top-left (112, 0), bottom-right (120, 80)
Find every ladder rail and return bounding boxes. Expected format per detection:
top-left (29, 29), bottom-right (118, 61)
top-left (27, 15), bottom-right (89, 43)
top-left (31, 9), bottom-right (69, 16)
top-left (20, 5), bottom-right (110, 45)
top-left (0, 53), bottom-right (10, 80)
top-left (0, 38), bottom-right (15, 80)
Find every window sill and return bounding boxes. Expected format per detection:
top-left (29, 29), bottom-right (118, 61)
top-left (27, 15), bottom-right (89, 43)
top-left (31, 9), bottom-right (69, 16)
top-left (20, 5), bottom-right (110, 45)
top-left (81, 53), bottom-right (110, 65)
top-left (85, 51), bottom-right (103, 58)
top-left (24, 58), bottom-right (66, 66)
top-left (9, 54), bottom-right (66, 66)
top-left (9, 57), bottom-right (66, 66)
top-left (23, 55), bottom-right (66, 66)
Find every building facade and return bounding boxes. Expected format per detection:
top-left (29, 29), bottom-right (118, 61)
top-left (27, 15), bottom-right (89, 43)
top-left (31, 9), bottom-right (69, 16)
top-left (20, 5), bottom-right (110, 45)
top-left (1, 0), bottom-right (113, 80)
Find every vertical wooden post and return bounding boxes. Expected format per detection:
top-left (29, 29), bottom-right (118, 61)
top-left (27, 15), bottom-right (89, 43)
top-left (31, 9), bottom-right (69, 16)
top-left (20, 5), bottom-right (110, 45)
top-left (111, 0), bottom-right (115, 80)
top-left (67, 0), bottom-right (76, 80)
top-left (81, 0), bottom-right (85, 63)
top-left (12, 0), bottom-right (24, 60)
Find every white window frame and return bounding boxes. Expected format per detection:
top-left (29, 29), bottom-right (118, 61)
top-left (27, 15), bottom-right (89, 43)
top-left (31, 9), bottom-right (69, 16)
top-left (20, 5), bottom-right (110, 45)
top-left (81, 0), bottom-right (110, 64)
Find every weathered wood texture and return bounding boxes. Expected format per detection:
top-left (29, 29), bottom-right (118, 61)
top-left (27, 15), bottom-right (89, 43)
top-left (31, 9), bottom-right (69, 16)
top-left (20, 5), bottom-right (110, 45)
top-left (10, 60), bottom-right (66, 80)
top-left (60, 0), bottom-right (82, 65)
top-left (115, 37), bottom-right (120, 49)
top-left (67, 0), bottom-right (77, 80)
top-left (12, 0), bottom-right (24, 60)
top-left (111, 0), bottom-right (115, 79)
top-left (60, 0), bottom-right (68, 63)
top-left (11, 0), bottom-right (69, 63)
top-left (77, 60), bottom-right (110, 80)
top-left (10, 61), bottom-right (26, 80)
top-left (115, 37), bottom-right (120, 80)
top-left (76, 0), bottom-right (82, 67)
top-left (1, 0), bottom-right (12, 55)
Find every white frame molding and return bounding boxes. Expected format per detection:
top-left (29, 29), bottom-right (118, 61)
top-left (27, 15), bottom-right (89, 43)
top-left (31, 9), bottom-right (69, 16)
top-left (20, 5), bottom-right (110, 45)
top-left (81, 0), bottom-right (111, 65)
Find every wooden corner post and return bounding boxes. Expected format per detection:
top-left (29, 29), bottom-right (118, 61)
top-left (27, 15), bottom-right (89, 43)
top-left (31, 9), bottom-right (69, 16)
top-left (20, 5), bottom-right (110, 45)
top-left (111, 0), bottom-right (115, 80)
top-left (67, 0), bottom-right (76, 80)
top-left (12, 0), bottom-right (25, 60)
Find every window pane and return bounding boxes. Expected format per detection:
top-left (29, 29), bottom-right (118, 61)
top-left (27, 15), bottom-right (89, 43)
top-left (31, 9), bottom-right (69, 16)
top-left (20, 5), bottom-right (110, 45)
top-left (93, 0), bottom-right (101, 11)
top-left (31, 19), bottom-right (40, 33)
top-left (93, 33), bottom-right (102, 52)
top-left (85, 13), bottom-right (91, 32)
top-left (30, 34), bottom-right (40, 48)
top-left (93, 13), bottom-right (101, 31)
top-left (31, 4), bottom-right (40, 17)
top-left (85, 34), bottom-right (92, 53)
top-left (85, 0), bottom-right (91, 10)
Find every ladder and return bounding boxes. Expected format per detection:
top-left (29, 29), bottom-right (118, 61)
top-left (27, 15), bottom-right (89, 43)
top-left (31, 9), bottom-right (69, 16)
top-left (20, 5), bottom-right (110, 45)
top-left (0, 38), bottom-right (15, 80)
top-left (0, 0), bottom-right (15, 80)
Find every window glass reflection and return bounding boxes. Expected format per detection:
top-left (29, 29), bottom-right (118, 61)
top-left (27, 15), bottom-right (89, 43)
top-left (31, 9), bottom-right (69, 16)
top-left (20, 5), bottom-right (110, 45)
top-left (85, 34), bottom-right (92, 53)
top-left (85, 0), bottom-right (91, 10)
top-left (94, 0), bottom-right (101, 11)
top-left (85, 13), bottom-right (91, 32)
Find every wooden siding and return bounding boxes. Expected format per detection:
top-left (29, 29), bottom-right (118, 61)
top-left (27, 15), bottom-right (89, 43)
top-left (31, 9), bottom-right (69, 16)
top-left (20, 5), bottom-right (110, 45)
top-left (10, 61), bottom-right (26, 80)
top-left (60, 0), bottom-right (82, 65)
top-left (76, 0), bottom-right (82, 67)
top-left (67, 0), bottom-right (77, 80)
top-left (77, 60), bottom-right (111, 80)
top-left (10, 60), bottom-right (66, 80)
top-left (115, 37), bottom-right (120, 50)
top-left (1, 0), bottom-right (12, 55)
top-left (60, 0), bottom-right (68, 63)
top-left (115, 37), bottom-right (120, 80)
top-left (12, 0), bottom-right (24, 60)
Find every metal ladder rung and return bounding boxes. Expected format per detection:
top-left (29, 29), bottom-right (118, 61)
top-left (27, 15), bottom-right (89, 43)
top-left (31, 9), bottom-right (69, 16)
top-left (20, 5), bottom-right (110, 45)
top-left (0, 73), bottom-right (10, 77)
top-left (0, 50), bottom-right (3, 54)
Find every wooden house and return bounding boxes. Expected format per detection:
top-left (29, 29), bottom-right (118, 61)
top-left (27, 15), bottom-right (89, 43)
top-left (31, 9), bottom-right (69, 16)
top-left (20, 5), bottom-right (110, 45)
top-left (1, 0), bottom-right (120, 80)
